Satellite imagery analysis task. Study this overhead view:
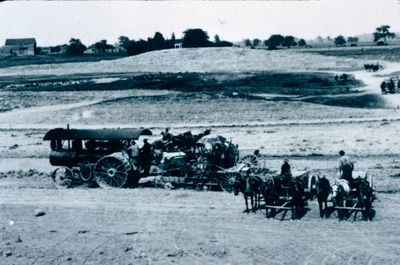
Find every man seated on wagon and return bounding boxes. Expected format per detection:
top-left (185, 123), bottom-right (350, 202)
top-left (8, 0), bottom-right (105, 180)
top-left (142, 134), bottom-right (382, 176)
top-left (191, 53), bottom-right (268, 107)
top-left (280, 159), bottom-right (292, 186)
top-left (336, 150), bottom-right (354, 193)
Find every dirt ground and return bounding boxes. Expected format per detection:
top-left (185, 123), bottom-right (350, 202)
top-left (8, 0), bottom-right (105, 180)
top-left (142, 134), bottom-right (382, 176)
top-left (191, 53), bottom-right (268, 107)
top-left (1, 184), bottom-right (400, 265)
top-left (1, 47), bottom-right (400, 264)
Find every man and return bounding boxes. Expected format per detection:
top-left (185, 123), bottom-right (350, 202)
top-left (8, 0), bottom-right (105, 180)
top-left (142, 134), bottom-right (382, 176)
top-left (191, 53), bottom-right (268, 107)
top-left (127, 140), bottom-right (139, 167)
top-left (337, 150), bottom-right (354, 192)
top-left (280, 159), bottom-right (291, 186)
top-left (140, 139), bottom-right (153, 177)
top-left (161, 127), bottom-right (173, 142)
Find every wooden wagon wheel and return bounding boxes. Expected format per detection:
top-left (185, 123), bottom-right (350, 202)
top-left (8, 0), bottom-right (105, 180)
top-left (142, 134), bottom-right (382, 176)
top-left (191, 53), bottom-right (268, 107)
top-left (79, 161), bottom-right (93, 182)
top-left (239, 155), bottom-right (259, 173)
top-left (352, 208), bottom-right (366, 222)
top-left (52, 167), bottom-right (74, 188)
top-left (94, 153), bottom-right (132, 188)
top-left (219, 170), bottom-right (239, 193)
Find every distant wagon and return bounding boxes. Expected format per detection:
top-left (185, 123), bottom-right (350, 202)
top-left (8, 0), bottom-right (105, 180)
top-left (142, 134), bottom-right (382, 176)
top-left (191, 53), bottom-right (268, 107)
top-left (43, 127), bottom-right (152, 188)
top-left (380, 77), bottom-right (400, 94)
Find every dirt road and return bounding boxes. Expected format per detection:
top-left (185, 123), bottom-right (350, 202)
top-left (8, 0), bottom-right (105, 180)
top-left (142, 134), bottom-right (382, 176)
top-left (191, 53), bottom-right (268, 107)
top-left (0, 184), bottom-right (399, 265)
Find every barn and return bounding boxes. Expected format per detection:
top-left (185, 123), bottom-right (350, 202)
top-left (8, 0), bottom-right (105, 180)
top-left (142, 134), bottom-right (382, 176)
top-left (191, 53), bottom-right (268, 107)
top-left (3, 38), bottom-right (37, 56)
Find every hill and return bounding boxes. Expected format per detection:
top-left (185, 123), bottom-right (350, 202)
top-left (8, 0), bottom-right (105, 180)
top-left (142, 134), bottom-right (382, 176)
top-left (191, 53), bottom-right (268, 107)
top-left (0, 47), bottom-right (363, 77)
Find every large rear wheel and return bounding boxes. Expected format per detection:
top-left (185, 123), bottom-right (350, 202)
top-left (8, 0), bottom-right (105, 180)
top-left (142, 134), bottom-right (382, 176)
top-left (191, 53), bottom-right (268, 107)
top-left (94, 153), bottom-right (131, 188)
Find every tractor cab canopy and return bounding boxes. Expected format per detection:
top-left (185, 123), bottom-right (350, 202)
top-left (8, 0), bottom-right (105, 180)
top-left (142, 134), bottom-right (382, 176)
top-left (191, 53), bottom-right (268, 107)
top-left (43, 128), bottom-right (152, 141)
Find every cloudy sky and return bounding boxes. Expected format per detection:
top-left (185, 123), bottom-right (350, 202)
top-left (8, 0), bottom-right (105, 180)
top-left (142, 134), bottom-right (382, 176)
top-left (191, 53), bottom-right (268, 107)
top-left (0, 0), bottom-right (399, 46)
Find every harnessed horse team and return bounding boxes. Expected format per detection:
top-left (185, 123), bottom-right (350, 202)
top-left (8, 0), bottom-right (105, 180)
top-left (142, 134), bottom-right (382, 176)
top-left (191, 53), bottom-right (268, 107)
top-left (233, 150), bottom-right (374, 221)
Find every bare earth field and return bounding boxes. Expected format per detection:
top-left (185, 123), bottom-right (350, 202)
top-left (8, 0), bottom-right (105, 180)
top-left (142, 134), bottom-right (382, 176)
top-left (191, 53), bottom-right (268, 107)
top-left (1, 47), bottom-right (400, 264)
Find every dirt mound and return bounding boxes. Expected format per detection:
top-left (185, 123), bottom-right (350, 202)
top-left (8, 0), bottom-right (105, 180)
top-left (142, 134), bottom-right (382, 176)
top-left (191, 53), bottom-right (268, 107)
top-left (303, 93), bottom-right (387, 108)
top-left (0, 48), bottom-right (364, 77)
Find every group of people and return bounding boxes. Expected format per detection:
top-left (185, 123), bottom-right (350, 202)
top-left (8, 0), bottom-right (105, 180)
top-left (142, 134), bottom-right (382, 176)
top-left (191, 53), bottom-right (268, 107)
top-left (126, 139), bottom-right (153, 177)
top-left (380, 78), bottom-right (400, 94)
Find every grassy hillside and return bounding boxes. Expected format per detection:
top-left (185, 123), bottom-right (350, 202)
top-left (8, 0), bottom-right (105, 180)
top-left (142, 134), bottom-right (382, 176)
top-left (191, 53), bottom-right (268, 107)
top-left (0, 47), bottom-right (364, 77)
top-left (306, 46), bottom-right (400, 62)
top-left (0, 54), bottom-right (126, 69)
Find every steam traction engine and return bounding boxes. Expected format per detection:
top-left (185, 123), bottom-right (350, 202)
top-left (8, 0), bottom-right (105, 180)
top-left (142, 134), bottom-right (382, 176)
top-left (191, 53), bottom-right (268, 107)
top-left (43, 127), bottom-right (152, 188)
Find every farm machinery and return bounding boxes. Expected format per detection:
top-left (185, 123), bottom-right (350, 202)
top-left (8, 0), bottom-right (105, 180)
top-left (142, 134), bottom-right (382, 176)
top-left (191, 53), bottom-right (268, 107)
top-left (44, 127), bottom-right (247, 190)
top-left (43, 127), bottom-right (153, 188)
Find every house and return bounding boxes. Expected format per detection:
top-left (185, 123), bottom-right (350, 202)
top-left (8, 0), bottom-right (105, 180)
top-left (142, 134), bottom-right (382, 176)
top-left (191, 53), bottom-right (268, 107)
top-left (39, 44), bottom-right (68, 55)
top-left (3, 38), bottom-right (37, 56)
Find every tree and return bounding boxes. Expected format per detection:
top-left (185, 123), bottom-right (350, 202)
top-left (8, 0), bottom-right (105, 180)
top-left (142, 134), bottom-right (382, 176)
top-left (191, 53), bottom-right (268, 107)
top-left (165, 33), bottom-right (176, 49)
top-left (264, 34), bottom-right (285, 50)
top-left (118, 36), bottom-right (130, 50)
top-left (298, 39), bottom-right (307, 47)
top-left (316, 36), bottom-right (324, 43)
top-left (334, 35), bottom-right (346, 46)
top-left (66, 38), bottom-right (87, 55)
top-left (93, 39), bottom-right (114, 53)
top-left (126, 39), bottom-right (148, 55)
top-left (282, 36), bottom-right (297, 48)
top-left (182, 28), bottom-right (212, 48)
top-left (214, 35), bottom-right (221, 45)
top-left (150, 32), bottom-right (166, 50)
top-left (244, 39), bottom-right (252, 47)
top-left (347, 36), bottom-right (359, 43)
top-left (217, 41), bottom-right (233, 47)
top-left (373, 25), bottom-right (395, 44)
top-left (253, 38), bottom-right (261, 47)
top-left (347, 36), bottom-right (359, 47)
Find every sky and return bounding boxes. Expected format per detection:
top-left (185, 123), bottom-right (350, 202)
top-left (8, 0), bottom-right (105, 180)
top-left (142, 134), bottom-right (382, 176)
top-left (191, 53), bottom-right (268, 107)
top-left (0, 0), bottom-right (399, 46)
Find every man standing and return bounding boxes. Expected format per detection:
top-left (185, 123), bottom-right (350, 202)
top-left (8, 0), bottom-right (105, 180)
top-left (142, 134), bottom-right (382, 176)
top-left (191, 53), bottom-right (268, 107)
top-left (127, 140), bottom-right (139, 167)
top-left (140, 139), bottom-right (153, 177)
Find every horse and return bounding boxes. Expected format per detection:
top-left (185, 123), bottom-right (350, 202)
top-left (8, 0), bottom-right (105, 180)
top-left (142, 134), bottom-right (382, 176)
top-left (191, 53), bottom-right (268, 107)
top-left (262, 177), bottom-right (281, 218)
top-left (353, 177), bottom-right (373, 220)
top-left (262, 176), bottom-right (306, 220)
top-left (364, 63), bottom-right (382, 72)
top-left (232, 173), bottom-right (263, 213)
top-left (315, 176), bottom-right (331, 218)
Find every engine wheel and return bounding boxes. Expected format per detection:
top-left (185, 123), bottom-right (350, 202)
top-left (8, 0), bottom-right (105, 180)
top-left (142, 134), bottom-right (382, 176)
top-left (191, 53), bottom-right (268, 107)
top-left (52, 167), bottom-right (74, 188)
top-left (94, 153), bottom-right (131, 188)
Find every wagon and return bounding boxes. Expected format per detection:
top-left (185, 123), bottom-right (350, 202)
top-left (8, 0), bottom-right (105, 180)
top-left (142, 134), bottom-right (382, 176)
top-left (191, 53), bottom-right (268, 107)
top-left (330, 171), bottom-right (375, 221)
top-left (149, 134), bottom-right (245, 191)
top-left (43, 127), bottom-right (152, 188)
top-left (380, 77), bottom-right (400, 94)
top-left (263, 171), bottom-right (317, 220)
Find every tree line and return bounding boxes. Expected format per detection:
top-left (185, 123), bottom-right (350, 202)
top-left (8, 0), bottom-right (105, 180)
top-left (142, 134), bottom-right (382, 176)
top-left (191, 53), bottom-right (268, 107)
top-left (66, 29), bottom-right (233, 56)
top-left (64, 25), bottom-right (396, 56)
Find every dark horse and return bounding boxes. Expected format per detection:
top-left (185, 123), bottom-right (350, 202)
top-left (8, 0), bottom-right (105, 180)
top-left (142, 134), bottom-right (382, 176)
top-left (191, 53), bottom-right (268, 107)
top-left (262, 176), bottom-right (306, 220)
top-left (315, 176), bottom-right (331, 218)
top-left (233, 173), bottom-right (263, 213)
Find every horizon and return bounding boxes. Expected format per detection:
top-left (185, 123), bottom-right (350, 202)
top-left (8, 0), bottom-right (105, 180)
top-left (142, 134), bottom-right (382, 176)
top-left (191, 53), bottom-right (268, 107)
top-left (1, 0), bottom-right (400, 46)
